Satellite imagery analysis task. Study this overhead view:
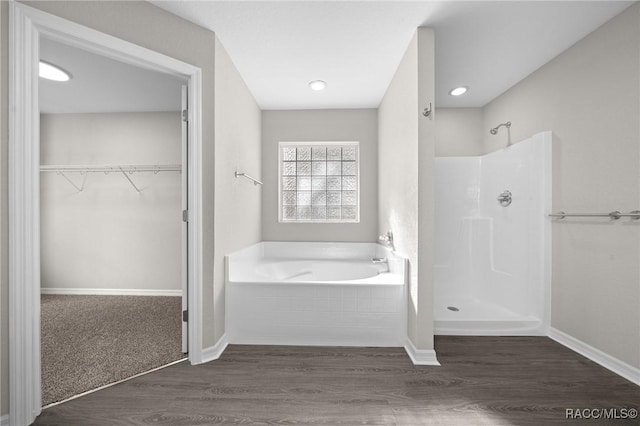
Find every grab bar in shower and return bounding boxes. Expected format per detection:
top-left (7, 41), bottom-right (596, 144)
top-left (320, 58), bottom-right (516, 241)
top-left (549, 211), bottom-right (640, 220)
top-left (234, 171), bottom-right (263, 186)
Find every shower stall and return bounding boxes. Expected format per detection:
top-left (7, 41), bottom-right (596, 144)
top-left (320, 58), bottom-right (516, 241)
top-left (434, 131), bottom-right (552, 335)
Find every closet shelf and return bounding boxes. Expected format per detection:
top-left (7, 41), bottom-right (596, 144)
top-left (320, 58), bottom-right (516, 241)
top-left (40, 164), bottom-right (182, 173)
top-left (40, 164), bottom-right (182, 193)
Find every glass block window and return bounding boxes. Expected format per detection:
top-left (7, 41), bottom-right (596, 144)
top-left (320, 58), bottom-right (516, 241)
top-left (279, 142), bottom-right (359, 223)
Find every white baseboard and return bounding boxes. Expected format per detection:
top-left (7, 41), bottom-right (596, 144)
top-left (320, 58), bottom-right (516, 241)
top-left (40, 288), bottom-right (182, 297)
top-left (0, 414), bottom-right (9, 426)
top-left (548, 327), bottom-right (640, 386)
top-left (201, 334), bottom-right (229, 364)
top-left (404, 338), bottom-right (440, 366)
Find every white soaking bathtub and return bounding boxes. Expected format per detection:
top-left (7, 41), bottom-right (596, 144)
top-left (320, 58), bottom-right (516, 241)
top-left (225, 242), bottom-right (407, 347)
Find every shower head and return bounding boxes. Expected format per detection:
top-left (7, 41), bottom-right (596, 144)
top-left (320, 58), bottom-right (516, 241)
top-left (490, 121), bottom-right (511, 135)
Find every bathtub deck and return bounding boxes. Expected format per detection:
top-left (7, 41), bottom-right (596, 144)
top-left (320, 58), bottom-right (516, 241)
top-left (34, 336), bottom-right (639, 425)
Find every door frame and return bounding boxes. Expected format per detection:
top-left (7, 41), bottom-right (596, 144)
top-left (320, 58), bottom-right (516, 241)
top-left (9, 2), bottom-right (204, 424)
top-left (181, 84), bottom-right (189, 354)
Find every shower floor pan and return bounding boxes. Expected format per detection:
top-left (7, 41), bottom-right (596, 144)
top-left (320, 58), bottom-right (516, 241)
top-left (434, 295), bottom-right (543, 336)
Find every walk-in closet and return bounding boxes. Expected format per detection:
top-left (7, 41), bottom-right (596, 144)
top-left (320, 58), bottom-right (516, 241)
top-left (39, 36), bottom-right (187, 405)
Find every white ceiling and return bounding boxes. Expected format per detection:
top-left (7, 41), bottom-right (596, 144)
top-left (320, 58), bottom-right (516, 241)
top-left (151, 0), bottom-right (635, 109)
top-left (39, 37), bottom-right (185, 114)
top-left (40, 1), bottom-right (636, 113)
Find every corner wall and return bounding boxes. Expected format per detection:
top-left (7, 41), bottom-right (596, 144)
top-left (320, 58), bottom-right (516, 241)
top-left (483, 3), bottom-right (640, 369)
top-left (261, 109), bottom-right (378, 242)
top-left (213, 37), bottom-right (262, 344)
top-left (435, 108), bottom-right (484, 157)
top-left (378, 28), bottom-right (436, 352)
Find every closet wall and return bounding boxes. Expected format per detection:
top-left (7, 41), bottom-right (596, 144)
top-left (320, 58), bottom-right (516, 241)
top-left (40, 112), bottom-right (182, 294)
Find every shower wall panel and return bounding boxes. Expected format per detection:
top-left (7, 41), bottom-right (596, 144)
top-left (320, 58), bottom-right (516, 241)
top-left (434, 132), bottom-right (551, 334)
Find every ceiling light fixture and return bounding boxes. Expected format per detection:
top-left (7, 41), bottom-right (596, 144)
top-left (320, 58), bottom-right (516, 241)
top-left (39, 61), bottom-right (71, 82)
top-left (449, 86), bottom-right (468, 96)
top-left (309, 80), bottom-right (327, 91)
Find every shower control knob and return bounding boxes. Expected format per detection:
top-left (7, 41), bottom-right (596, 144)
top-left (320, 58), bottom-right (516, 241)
top-left (497, 190), bottom-right (512, 207)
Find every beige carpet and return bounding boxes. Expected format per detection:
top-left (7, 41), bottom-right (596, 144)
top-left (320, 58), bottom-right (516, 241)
top-left (41, 295), bottom-right (185, 406)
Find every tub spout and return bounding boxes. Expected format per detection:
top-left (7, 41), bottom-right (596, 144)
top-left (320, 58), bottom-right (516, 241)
top-left (372, 257), bottom-right (389, 273)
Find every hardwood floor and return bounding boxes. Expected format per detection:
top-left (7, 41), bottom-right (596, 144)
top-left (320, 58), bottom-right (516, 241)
top-left (33, 337), bottom-right (639, 425)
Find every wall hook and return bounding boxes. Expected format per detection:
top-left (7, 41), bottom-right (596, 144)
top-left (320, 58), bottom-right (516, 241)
top-left (422, 102), bottom-right (432, 117)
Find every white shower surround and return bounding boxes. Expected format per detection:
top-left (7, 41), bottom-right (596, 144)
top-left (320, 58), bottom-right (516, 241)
top-left (226, 242), bottom-right (407, 346)
top-left (434, 131), bottom-right (552, 335)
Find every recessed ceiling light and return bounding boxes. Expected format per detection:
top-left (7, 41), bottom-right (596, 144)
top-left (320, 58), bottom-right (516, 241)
top-left (309, 80), bottom-right (327, 91)
top-left (449, 86), bottom-right (468, 96)
top-left (39, 61), bottom-right (71, 82)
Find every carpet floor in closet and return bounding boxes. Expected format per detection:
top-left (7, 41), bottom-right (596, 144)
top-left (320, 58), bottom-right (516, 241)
top-left (41, 294), bottom-right (185, 406)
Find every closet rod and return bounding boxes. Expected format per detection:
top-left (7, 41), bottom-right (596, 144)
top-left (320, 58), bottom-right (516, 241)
top-left (40, 164), bottom-right (182, 173)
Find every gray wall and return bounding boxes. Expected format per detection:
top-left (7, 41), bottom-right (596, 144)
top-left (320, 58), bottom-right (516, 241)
top-left (378, 28), bottom-right (435, 350)
top-left (213, 37), bottom-right (262, 342)
top-left (435, 108), bottom-right (484, 157)
top-left (40, 112), bottom-right (182, 293)
top-left (416, 28), bottom-right (436, 350)
top-left (261, 109), bottom-right (378, 242)
top-left (483, 3), bottom-right (640, 369)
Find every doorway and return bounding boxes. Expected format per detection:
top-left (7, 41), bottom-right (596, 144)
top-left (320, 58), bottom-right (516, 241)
top-left (38, 36), bottom-right (188, 406)
top-left (9, 3), bottom-right (204, 424)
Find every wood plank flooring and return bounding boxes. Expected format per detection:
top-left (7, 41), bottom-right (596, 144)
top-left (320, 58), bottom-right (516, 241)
top-left (33, 337), bottom-right (639, 425)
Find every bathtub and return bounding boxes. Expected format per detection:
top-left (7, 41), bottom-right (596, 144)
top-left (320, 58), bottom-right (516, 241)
top-left (225, 242), bottom-right (407, 346)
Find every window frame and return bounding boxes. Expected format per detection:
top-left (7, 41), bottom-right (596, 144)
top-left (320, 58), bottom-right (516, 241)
top-left (278, 141), bottom-right (360, 223)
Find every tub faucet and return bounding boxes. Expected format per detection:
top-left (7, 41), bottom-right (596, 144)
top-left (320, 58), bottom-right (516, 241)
top-left (378, 231), bottom-right (394, 249)
top-left (372, 257), bottom-right (387, 264)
